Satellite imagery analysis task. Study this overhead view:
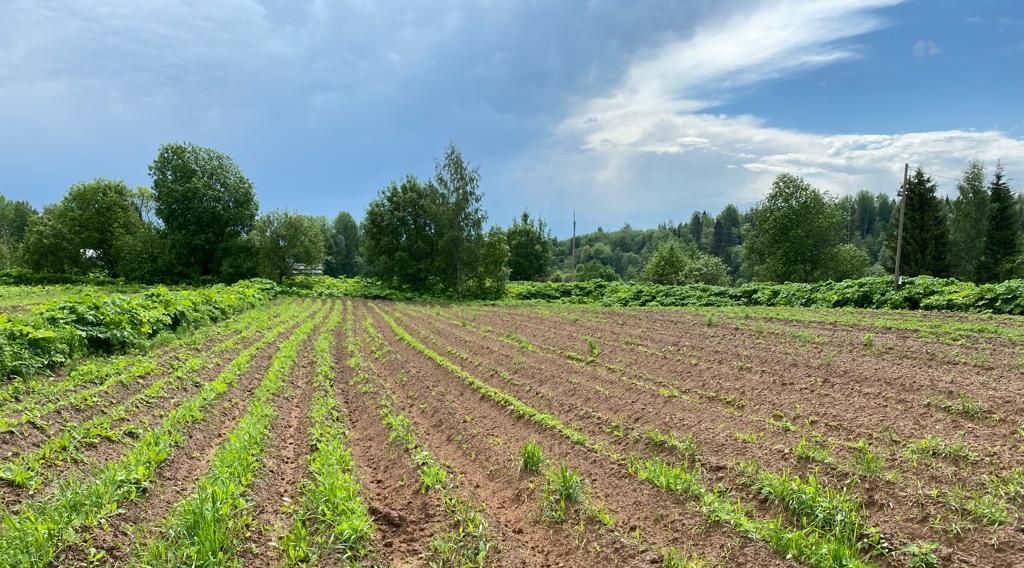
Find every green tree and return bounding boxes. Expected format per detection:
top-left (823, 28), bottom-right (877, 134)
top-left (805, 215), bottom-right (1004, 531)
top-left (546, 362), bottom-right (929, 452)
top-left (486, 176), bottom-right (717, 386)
top-left (325, 211), bottom-right (360, 277)
top-left (575, 260), bottom-right (619, 281)
top-left (978, 164), bottom-right (1019, 282)
top-left (947, 160), bottom-right (988, 280)
top-left (250, 211), bottom-right (328, 282)
top-left (20, 179), bottom-right (143, 276)
top-left (688, 211), bottom-right (704, 249)
top-left (149, 142), bottom-right (258, 279)
top-left (744, 174), bottom-right (845, 282)
top-left (506, 211), bottom-right (552, 281)
top-left (431, 144), bottom-right (487, 295)
top-left (467, 227), bottom-right (510, 298)
top-left (886, 167), bottom-right (949, 278)
top-left (361, 176), bottom-right (439, 292)
top-left (642, 241), bottom-right (729, 285)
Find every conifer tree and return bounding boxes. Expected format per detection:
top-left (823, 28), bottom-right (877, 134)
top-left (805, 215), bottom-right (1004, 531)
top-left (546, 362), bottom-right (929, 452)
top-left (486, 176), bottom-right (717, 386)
top-left (886, 168), bottom-right (948, 277)
top-left (978, 164), bottom-right (1019, 282)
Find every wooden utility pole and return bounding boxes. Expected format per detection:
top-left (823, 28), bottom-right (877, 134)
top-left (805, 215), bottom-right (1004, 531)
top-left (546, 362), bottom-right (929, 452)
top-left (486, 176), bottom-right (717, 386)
top-left (894, 163), bottom-right (909, 286)
top-left (570, 210), bottom-right (577, 282)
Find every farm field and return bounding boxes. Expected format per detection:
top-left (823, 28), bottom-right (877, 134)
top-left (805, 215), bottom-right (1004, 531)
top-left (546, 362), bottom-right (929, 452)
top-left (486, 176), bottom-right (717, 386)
top-left (0, 297), bottom-right (1021, 567)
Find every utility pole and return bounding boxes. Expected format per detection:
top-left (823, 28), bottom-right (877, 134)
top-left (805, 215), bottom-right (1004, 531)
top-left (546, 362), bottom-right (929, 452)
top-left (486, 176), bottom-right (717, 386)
top-left (894, 163), bottom-right (909, 286)
top-left (570, 210), bottom-right (577, 282)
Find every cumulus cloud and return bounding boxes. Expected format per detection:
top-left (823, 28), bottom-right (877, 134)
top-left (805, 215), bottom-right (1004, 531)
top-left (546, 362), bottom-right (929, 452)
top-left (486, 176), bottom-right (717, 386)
top-left (912, 40), bottom-right (941, 57)
top-left (534, 0), bottom-right (1024, 221)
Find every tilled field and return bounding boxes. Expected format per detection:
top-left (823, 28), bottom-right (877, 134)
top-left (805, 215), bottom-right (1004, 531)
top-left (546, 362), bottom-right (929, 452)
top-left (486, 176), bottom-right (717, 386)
top-left (0, 298), bottom-right (1021, 567)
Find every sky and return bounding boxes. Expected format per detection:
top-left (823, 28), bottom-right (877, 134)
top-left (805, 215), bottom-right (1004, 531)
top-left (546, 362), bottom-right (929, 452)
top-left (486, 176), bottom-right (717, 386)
top-left (2, 0), bottom-right (1023, 237)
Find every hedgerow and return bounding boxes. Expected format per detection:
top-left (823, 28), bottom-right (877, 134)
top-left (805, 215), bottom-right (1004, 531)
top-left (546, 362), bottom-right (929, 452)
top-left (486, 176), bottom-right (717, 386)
top-left (506, 276), bottom-right (1024, 315)
top-left (0, 279), bottom-right (278, 381)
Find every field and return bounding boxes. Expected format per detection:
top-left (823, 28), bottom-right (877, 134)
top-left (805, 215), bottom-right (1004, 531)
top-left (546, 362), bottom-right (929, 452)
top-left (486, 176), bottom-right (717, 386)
top-left (0, 295), bottom-right (1021, 567)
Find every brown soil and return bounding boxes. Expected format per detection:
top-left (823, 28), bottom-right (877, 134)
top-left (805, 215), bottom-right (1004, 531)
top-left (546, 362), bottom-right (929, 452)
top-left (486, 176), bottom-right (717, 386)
top-left (395, 303), bottom-right (1023, 567)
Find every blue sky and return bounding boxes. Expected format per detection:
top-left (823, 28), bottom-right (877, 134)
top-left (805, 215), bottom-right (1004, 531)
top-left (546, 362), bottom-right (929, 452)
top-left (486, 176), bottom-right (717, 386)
top-left (2, 0), bottom-right (1023, 236)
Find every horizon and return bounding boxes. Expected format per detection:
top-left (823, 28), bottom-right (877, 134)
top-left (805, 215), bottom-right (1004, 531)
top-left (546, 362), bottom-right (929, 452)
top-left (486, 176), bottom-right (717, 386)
top-left (3, 0), bottom-right (1023, 238)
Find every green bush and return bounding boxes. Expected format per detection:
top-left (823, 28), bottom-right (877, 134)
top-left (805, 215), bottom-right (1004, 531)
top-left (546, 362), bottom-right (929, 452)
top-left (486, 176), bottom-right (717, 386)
top-left (0, 279), bottom-right (277, 380)
top-left (505, 276), bottom-right (1024, 315)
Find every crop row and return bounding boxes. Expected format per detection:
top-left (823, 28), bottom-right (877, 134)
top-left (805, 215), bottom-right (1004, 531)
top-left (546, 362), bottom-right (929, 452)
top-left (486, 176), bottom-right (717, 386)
top-left (373, 304), bottom-right (936, 568)
top-left (0, 300), bottom-right (319, 565)
top-left (0, 302), bottom-right (307, 493)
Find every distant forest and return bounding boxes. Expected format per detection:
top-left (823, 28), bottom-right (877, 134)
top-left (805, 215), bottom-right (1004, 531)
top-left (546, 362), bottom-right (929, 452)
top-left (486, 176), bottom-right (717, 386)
top-left (2, 143), bottom-right (1022, 298)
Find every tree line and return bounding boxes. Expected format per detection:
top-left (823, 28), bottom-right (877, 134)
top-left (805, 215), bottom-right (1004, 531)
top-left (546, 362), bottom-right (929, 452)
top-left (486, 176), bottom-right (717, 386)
top-left (1, 143), bottom-right (1021, 297)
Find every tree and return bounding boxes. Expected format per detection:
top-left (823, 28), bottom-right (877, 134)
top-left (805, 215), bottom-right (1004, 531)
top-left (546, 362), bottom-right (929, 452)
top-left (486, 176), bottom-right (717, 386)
top-left (642, 241), bottom-right (729, 286)
top-left (150, 142), bottom-right (258, 279)
top-left (20, 179), bottom-right (143, 276)
top-left (250, 211), bottom-right (328, 282)
top-left (885, 168), bottom-right (949, 278)
top-left (431, 143), bottom-right (486, 295)
top-left (575, 260), bottom-right (619, 281)
top-left (506, 211), bottom-right (552, 281)
top-left (744, 174), bottom-right (845, 282)
top-left (361, 176), bottom-right (439, 292)
top-left (947, 161), bottom-right (988, 280)
top-left (688, 211), bottom-right (704, 249)
top-left (978, 164), bottom-right (1019, 282)
top-left (325, 211), bottom-right (360, 277)
top-left (0, 196), bottom-right (37, 244)
top-left (467, 227), bottom-right (510, 299)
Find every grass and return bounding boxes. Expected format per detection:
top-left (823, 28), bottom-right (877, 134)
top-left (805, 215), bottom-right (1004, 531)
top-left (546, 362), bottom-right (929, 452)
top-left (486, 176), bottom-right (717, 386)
top-left (735, 431), bottom-right (760, 444)
top-left (903, 436), bottom-right (976, 465)
top-left (929, 392), bottom-right (989, 420)
top-left (850, 440), bottom-right (885, 479)
top-left (640, 428), bottom-right (699, 462)
top-left (540, 464), bottom-right (586, 523)
top-left (793, 434), bottom-right (833, 465)
top-left (901, 541), bottom-right (939, 568)
top-left (0, 300), bottom-right (321, 565)
top-left (140, 305), bottom-right (324, 566)
top-left (519, 441), bottom-right (544, 474)
top-left (281, 303), bottom-right (373, 566)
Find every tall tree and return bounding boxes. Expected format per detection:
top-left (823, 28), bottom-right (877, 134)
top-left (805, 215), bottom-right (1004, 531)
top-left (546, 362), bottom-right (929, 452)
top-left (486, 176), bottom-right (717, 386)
top-left (642, 241), bottom-right (729, 286)
top-left (744, 174), bottom-right (846, 282)
top-left (149, 142), bottom-right (258, 279)
top-left (506, 211), bottom-right (552, 281)
top-left (251, 211), bottom-right (328, 282)
top-left (431, 143), bottom-right (486, 295)
top-left (325, 211), bottom-right (361, 277)
top-left (947, 160), bottom-right (988, 281)
top-left (361, 176), bottom-right (438, 292)
top-left (978, 164), bottom-right (1018, 282)
top-left (886, 167), bottom-right (949, 277)
top-left (688, 211), bottom-right (703, 249)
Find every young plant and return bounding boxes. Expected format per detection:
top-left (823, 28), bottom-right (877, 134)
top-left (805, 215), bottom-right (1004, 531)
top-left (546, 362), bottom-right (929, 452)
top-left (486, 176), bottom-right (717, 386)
top-left (519, 441), bottom-right (544, 474)
top-left (540, 464), bottom-right (585, 523)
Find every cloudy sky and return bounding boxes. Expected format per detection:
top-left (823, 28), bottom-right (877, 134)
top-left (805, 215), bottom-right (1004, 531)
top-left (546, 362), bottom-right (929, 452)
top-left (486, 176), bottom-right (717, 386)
top-left (2, 0), bottom-right (1023, 235)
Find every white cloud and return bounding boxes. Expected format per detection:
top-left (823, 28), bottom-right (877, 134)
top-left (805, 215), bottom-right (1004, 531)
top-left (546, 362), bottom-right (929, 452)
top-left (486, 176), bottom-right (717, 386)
top-left (533, 0), bottom-right (1024, 220)
top-left (912, 39), bottom-right (941, 57)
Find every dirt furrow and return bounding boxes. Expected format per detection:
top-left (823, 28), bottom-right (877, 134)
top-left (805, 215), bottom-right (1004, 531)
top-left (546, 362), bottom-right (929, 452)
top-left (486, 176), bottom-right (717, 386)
top-left (362, 301), bottom-right (791, 567)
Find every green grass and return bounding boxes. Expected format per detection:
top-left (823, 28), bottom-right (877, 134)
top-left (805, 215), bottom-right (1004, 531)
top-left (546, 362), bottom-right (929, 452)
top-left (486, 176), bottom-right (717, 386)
top-left (0, 300), bottom-right (320, 566)
top-left (850, 440), bottom-right (885, 479)
top-left (640, 428), bottom-right (699, 462)
top-left (793, 434), bottom-right (833, 465)
top-left (903, 436), bottom-right (976, 465)
top-left (930, 392), bottom-right (989, 420)
top-left (540, 464), bottom-right (586, 523)
top-left (140, 305), bottom-right (324, 566)
top-left (519, 441), bottom-right (544, 474)
top-left (281, 302), bottom-right (374, 566)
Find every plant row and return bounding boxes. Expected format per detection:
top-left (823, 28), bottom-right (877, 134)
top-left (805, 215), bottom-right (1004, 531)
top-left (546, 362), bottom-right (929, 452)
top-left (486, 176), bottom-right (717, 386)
top-left (139, 306), bottom-right (323, 565)
top-left (280, 302), bottom-right (374, 566)
top-left (374, 305), bottom-right (901, 568)
top-left (0, 278), bottom-right (279, 381)
top-left (0, 302), bottom-right (302, 492)
top-left (0, 300), bottom-right (319, 565)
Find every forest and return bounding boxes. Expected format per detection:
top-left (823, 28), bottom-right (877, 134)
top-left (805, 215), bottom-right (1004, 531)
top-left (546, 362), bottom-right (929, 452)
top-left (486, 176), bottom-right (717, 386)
top-left (2, 142), bottom-right (1022, 299)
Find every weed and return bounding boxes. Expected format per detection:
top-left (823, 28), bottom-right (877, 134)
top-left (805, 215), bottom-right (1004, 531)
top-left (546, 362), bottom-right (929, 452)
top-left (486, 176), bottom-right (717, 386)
top-left (793, 434), bottom-right (833, 464)
top-left (519, 441), bottom-right (543, 474)
top-left (662, 548), bottom-right (707, 568)
top-left (851, 440), bottom-right (884, 479)
top-left (604, 419), bottom-right (625, 439)
top-left (585, 336), bottom-right (601, 360)
top-left (930, 392), bottom-right (988, 420)
top-left (640, 429), bottom-right (699, 462)
top-left (540, 464), bottom-right (585, 523)
top-left (862, 333), bottom-right (874, 349)
top-left (902, 541), bottom-right (939, 568)
top-left (735, 431), bottom-right (759, 444)
top-left (428, 495), bottom-right (493, 568)
top-left (904, 436), bottom-right (976, 465)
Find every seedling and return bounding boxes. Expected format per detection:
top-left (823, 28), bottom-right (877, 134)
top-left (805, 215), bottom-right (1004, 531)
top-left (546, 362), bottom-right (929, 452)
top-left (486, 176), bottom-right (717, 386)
top-left (519, 441), bottom-right (544, 474)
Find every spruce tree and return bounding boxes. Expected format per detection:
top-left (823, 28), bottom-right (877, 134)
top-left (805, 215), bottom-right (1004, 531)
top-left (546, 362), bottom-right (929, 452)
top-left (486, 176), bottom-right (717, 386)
top-left (887, 167), bottom-right (948, 277)
top-left (947, 160), bottom-right (988, 281)
top-left (688, 211), bottom-right (703, 249)
top-left (978, 164), bottom-right (1019, 282)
